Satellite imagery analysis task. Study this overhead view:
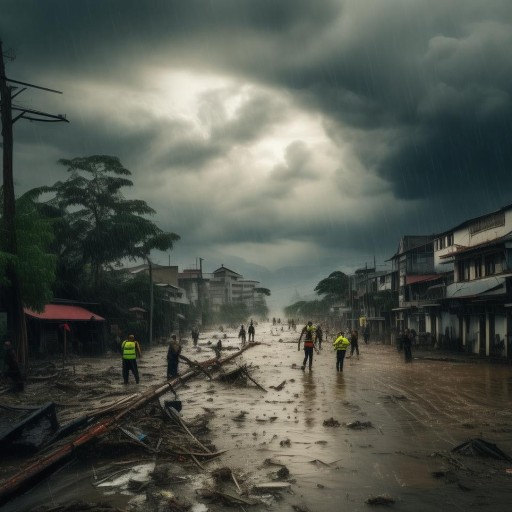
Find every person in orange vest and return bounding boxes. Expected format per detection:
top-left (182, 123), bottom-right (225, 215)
top-left (121, 334), bottom-right (142, 384)
top-left (298, 321), bottom-right (317, 371)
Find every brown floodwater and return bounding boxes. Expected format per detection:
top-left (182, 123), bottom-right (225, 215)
top-left (3, 322), bottom-right (512, 511)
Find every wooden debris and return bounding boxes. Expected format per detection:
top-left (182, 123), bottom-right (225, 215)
top-left (270, 380), bottom-right (286, 391)
top-left (346, 420), bottom-right (373, 429)
top-left (253, 481), bottom-right (291, 491)
top-left (0, 344), bottom-right (259, 507)
top-left (323, 417), bottom-right (340, 427)
top-left (366, 493), bottom-right (395, 505)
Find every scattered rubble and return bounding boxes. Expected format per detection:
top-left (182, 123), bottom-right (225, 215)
top-left (366, 493), bottom-right (395, 505)
top-left (346, 420), bottom-right (373, 430)
top-left (323, 417), bottom-right (340, 427)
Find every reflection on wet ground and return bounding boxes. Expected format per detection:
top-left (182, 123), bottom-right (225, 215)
top-left (3, 322), bottom-right (512, 511)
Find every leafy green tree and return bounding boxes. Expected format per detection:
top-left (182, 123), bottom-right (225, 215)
top-left (254, 287), bottom-right (271, 296)
top-left (314, 271), bottom-right (349, 303)
top-left (284, 299), bottom-right (330, 319)
top-left (0, 188), bottom-right (56, 312)
top-left (43, 155), bottom-right (180, 287)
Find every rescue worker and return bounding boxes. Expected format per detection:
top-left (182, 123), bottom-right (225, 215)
top-left (121, 334), bottom-right (142, 384)
top-left (298, 321), bottom-right (317, 371)
top-left (333, 331), bottom-right (351, 372)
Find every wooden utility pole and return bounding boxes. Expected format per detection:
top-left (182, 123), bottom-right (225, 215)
top-left (0, 41), bottom-right (68, 367)
top-left (0, 41), bottom-right (27, 365)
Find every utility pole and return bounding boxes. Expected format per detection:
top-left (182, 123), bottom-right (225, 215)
top-left (199, 257), bottom-right (204, 325)
top-left (148, 259), bottom-right (153, 349)
top-left (0, 41), bottom-right (68, 367)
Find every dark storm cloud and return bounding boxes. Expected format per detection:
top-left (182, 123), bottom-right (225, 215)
top-left (5, 0), bottom-right (511, 206)
top-left (3, 0), bottom-right (512, 298)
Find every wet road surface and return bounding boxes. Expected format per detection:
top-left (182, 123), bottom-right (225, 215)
top-left (3, 322), bottom-right (512, 511)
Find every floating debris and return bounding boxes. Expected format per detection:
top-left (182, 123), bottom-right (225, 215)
top-left (366, 493), bottom-right (395, 505)
top-left (346, 420), bottom-right (373, 430)
top-left (452, 438), bottom-right (512, 461)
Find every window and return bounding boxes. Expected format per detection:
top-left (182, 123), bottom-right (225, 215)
top-left (469, 212), bottom-right (505, 235)
top-left (446, 233), bottom-right (453, 246)
top-left (474, 257), bottom-right (482, 278)
top-left (485, 255), bottom-right (496, 275)
top-left (458, 260), bottom-right (470, 281)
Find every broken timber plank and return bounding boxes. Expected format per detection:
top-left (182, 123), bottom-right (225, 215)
top-left (0, 343), bottom-right (259, 507)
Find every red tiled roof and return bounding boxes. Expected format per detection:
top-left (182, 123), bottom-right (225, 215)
top-left (24, 305), bottom-right (105, 321)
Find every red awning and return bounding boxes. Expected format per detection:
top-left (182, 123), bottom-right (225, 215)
top-left (405, 274), bottom-right (440, 285)
top-left (24, 305), bottom-right (105, 321)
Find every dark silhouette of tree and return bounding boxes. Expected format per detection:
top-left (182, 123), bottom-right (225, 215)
top-left (42, 155), bottom-right (180, 288)
top-left (0, 187), bottom-right (56, 311)
top-left (314, 271), bottom-right (349, 303)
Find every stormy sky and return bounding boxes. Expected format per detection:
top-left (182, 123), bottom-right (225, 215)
top-left (2, 1), bottom-right (512, 310)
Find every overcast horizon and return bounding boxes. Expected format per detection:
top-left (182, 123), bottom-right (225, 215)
top-left (2, 1), bottom-right (512, 312)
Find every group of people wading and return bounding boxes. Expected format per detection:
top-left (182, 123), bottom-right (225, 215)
top-left (297, 321), bottom-right (363, 372)
top-left (120, 332), bottom-right (184, 384)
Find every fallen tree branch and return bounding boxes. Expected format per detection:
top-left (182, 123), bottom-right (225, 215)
top-left (0, 343), bottom-right (259, 507)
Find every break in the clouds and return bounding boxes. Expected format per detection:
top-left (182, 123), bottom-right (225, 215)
top-left (2, 0), bottom-right (512, 307)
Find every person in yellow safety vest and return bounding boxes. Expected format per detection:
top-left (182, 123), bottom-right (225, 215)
top-left (121, 334), bottom-right (142, 384)
top-left (333, 331), bottom-right (351, 372)
top-left (298, 321), bottom-right (318, 371)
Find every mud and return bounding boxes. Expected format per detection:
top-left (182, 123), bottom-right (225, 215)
top-left (2, 322), bottom-right (512, 511)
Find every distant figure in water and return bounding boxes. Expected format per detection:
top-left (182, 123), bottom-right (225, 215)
top-left (191, 327), bottom-right (199, 347)
top-left (403, 329), bottom-right (413, 362)
top-left (238, 325), bottom-right (246, 345)
top-left (248, 320), bottom-right (255, 342)
top-left (349, 329), bottom-right (359, 358)
top-left (363, 325), bottom-right (370, 344)
top-left (214, 339), bottom-right (222, 359)
top-left (315, 325), bottom-right (323, 350)
top-left (167, 335), bottom-right (182, 379)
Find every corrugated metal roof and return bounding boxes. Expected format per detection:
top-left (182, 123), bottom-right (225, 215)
top-left (24, 305), bottom-right (105, 321)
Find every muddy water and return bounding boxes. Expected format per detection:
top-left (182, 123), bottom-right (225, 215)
top-left (4, 322), bottom-right (512, 511)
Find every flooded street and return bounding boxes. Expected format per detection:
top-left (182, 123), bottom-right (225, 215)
top-left (3, 322), bottom-right (512, 511)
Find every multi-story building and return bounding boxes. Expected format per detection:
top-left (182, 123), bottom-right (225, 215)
top-left (207, 265), bottom-right (267, 312)
top-left (385, 203), bottom-right (512, 357)
top-left (388, 235), bottom-right (437, 335)
top-left (434, 203), bottom-right (512, 356)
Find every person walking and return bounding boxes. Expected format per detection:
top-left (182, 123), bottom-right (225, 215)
top-left (349, 329), bottom-right (360, 358)
top-left (167, 334), bottom-right (182, 379)
top-left (3, 340), bottom-right (24, 392)
top-left (248, 320), bottom-right (255, 342)
top-left (121, 334), bottom-right (142, 384)
top-left (363, 325), bottom-right (370, 345)
top-left (298, 321), bottom-right (317, 371)
top-left (191, 327), bottom-right (199, 347)
top-left (403, 328), bottom-right (413, 362)
top-left (315, 325), bottom-right (323, 350)
top-left (238, 325), bottom-right (246, 345)
top-left (333, 331), bottom-right (351, 372)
